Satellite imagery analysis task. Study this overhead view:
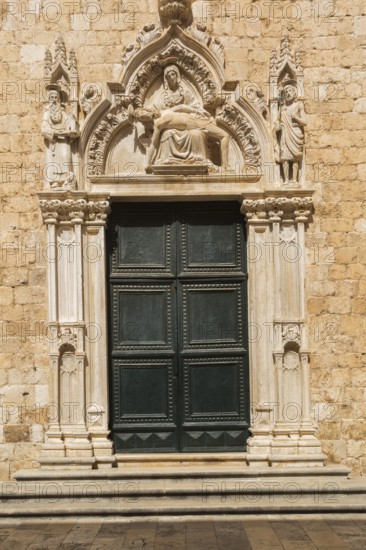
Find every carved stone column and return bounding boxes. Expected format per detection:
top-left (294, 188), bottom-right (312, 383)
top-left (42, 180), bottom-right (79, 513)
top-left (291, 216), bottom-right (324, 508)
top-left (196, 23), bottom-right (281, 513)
top-left (83, 196), bottom-right (115, 468)
top-left (240, 199), bottom-right (276, 465)
top-left (38, 192), bottom-right (113, 469)
top-left (241, 196), bottom-right (325, 467)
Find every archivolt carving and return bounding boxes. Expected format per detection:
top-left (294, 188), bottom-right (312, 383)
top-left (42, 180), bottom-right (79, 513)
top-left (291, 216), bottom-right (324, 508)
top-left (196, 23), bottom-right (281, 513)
top-left (88, 109), bottom-right (128, 176)
top-left (216, 102), bottom-right (261, 170)
top-left (129, 41), bottom-right (220, 110)
top-left (121, 24), bottom-right (162, 67)
top-left (186, 23), bottom-right (225, 66)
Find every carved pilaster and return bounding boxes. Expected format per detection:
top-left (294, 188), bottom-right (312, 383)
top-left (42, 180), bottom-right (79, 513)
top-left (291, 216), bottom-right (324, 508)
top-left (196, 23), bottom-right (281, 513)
top-left (241, 195), bottom-right (324, 466)
top-left (38, 192), bottom-right (112, 469)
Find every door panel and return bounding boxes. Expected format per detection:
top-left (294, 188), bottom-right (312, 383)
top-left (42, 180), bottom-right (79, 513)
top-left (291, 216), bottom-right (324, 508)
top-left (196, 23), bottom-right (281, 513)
top-left (181, 284), bottom-right (243, 348)
top-left (112, 285), bottom-right (175, 349)
top-left (108, 202), bottom-right (249, 453)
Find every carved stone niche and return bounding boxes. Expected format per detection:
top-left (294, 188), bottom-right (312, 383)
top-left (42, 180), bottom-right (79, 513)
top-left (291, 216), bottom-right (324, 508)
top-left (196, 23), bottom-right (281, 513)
top-left (269, 36), bottom-right (307, 188)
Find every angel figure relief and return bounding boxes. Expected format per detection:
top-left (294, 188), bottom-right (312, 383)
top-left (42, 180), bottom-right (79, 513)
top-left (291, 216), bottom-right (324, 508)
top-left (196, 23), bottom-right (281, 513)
top-left (130, 65), bottom-right (232, 173)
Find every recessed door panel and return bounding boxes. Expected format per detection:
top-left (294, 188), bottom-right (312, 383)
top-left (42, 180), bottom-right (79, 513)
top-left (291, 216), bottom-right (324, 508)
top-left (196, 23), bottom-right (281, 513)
top-left (112, 285), bottom-right (174, 350)
top-left (182, 284), bottom-right (243, 348)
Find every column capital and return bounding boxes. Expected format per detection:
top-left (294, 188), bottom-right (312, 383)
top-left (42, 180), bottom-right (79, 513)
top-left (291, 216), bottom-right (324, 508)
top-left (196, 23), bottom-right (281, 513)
top-left (240, 196), bottom-right (313, 224)
top-left (38, 192), bottom-right (110, 225)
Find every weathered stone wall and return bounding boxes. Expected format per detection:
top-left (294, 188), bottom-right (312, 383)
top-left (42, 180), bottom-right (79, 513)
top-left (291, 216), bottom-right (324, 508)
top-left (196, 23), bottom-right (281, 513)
top-left (0, 0), bottom-right (365, 478)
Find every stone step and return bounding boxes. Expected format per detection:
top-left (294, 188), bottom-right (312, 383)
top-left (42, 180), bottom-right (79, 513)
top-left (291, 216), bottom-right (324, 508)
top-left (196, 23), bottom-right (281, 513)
top-left (2, 475), bottom-right (366, 517)
top-left (3, 476), bottom-right (365, 498)
top-left (14, 464), bottom-right (351, 481)
top-left (1, 492), bottom-right (366, 518)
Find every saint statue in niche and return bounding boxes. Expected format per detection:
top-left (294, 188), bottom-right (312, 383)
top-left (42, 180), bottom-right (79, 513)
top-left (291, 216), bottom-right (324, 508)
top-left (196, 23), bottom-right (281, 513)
top-left (41, 86), bottom-right (79, 188)
top-left (134, 65), bottom-right (230, 172)
top-left (274, 81), bottom-right (307, 184)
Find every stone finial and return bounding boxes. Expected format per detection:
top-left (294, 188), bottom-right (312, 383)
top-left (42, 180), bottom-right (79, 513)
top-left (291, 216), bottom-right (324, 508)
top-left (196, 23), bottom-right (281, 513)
top-left (54, 34), bottom-right (67, 65)
top-left (159, 0), bottom-right (193, 27)
top-left (44, 47), bottom-right (53, 76)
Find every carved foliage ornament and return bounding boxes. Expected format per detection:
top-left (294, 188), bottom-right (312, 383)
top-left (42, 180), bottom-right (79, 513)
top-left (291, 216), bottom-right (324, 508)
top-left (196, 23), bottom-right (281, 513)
top-left (241, 197), bottom-right (313, 222)
top-left (216, 103), bottom-right (261, 170)
top-left (39, 198), bottom-right (110, 224)
top-left (88, 109), bottom-right (127, 176)
top-left (121, 24), bottom-right (162, 67)
top-left (159, 0), bottom-right (192, 27)
top-left (121, 23), bottom-right (224, 70)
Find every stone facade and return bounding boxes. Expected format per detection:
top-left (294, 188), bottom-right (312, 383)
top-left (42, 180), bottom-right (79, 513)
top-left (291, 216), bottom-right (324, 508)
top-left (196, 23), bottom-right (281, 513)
top-left (0, 0), bottom-right (365, 479)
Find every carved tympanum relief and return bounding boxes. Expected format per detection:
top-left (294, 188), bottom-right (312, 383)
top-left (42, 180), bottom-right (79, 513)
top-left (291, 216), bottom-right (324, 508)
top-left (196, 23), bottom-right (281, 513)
top-left (128, 64), bottom-right (232, 174)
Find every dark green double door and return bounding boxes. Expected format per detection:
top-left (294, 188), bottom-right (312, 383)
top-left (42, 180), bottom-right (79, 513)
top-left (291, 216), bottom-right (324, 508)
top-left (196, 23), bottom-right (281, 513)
top-left (108, 202), bottom-right (249, 452)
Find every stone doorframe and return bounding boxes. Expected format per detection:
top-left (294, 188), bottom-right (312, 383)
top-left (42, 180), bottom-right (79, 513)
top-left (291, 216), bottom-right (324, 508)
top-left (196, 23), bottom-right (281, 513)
top-left (36, 13), bottom-right (326, 470)
top-left (37, 188), bottom-right (326, 470)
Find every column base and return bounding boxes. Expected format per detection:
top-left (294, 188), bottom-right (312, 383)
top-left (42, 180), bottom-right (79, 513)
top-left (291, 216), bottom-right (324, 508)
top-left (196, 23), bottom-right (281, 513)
top-left (90, 430), bottom-right (116, 468)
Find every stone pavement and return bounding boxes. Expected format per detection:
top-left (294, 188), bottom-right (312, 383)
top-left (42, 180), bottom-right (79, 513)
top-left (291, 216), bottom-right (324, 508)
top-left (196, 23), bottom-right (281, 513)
top-left (0, 514), bottom-right (366, 549)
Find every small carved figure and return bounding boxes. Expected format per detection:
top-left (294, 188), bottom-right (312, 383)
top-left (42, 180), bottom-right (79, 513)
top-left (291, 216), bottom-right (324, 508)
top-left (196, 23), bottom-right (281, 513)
top-left (274, 83), bottom-right (306, 184)
top-left (41, 87), bottom-right (79, 188)
top-left (139, 64), bottom-right (230, 171)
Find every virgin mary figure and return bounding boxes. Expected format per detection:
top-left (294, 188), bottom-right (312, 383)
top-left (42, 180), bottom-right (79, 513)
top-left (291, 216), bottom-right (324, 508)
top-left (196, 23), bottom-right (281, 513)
top-left (145, 65), bottom-right (230, 171)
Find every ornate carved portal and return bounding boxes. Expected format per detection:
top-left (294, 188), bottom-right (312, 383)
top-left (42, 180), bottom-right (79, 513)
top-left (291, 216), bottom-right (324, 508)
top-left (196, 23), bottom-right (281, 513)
top-left (38, 2), bottom-right (325, 469)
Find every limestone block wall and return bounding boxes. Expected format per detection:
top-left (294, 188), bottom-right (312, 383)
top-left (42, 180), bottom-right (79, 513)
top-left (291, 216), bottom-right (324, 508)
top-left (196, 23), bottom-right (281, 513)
top-left (0, 0), bottom-right (365, 478)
